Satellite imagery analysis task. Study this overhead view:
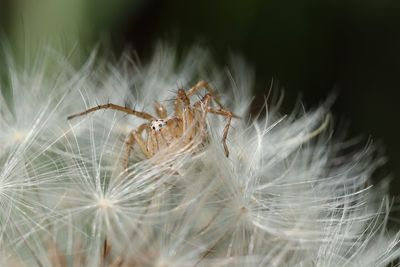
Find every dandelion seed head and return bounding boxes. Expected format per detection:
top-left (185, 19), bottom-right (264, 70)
top-left (0, 44), bottom-right (399, 266)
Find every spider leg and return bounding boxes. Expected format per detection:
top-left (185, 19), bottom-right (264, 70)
top-left (187, 80), bottom-right (225, 109)
top-left (67, 103), bottom-right (156, 121)
top-left (124, 124), bottom-right (151, 169)
top-left (154, 101), bottom-right (168, 119)
top-left (174, 89), bottom-right (191, 117)
top-left (196, 94), bottom-right (212, 143)
top-left (193, 91), bottom-right (240, 119)
top-left (193, 93), bottom-right (211, 111)
top-left (174, 88), bottom-right (200, 147)
top-left (110, 257), bottom-right (124, 267)
top-left (192, 93), bottom-right (212, 131)
top-left (166, 117), bottom-right (183, 138)
top-left (206, 107), bottom-right (234, 157)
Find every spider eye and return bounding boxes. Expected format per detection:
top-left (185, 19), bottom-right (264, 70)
top-left (152, 126), bottom-right (156, 130)
top-left (158, 124), bottom-right (162, 127)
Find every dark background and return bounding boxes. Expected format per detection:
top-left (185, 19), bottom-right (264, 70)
top-left (2, 0), bottom-right (400, 196)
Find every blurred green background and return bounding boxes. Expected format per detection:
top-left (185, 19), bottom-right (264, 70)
top-left (1, 0), bottom-right (400, 196)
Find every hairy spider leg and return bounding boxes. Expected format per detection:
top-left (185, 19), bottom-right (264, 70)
top-left (206, 107), bottom-right (234, 157)
top-left (193, 89), bottom-right (240, 119)
top-left (187, 80), bottom-right (225, 110)
top-left (147, 127), bottom-right (161, 156)
top-left (192, 93), bottom-right (212, 132)
top-left (195, 93), bottom-right (212, 145)
top-left (67, 103), bottom-right (156, 121)
top-left (154, 101), bottom-right (168, 119)
top-left (166, 117), bottom-right (183, 138)
top-left (110, 257), bottom-right (123, 267)
top-left (193, 92), bottom-right (236, 157)
top-left (173, 88), bottom-right (191, 117)
top-left (176, 89), bottom-right (201, 146)
top-left (124, 124), bottom-right (152, 169)
top-left (171, 89), bottom-right (195, 144)
top-left (151, 129), bottom-right (173, 155)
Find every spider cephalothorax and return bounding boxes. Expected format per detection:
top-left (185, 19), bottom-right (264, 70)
top-left (68, 81), bottom-right (236, 169)
top-left (150, 119), bottom-right (167, 132)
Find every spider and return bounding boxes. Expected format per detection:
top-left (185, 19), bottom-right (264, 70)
top-left (67, 81), bottom-right (237, 169)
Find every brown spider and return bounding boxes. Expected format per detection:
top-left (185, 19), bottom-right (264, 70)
top-left (67, 81), bottom-right (237, 169)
